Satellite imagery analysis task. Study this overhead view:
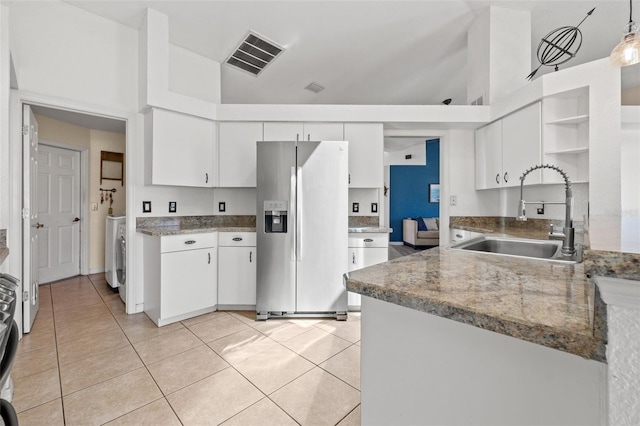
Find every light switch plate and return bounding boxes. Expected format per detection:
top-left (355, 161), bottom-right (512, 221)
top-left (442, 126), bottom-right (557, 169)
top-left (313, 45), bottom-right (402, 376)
top-left (219, 202), bottom-right (226, 212)
top-left (352, 203), bottom-right (359, 213)
top-left (91, 202), bottom-right (98, 211)
top-left (371, 202), bottom-right (378, 213)
top-left (450, 195), bottom-right (457, 206)
top-left (169, 201), bottom-right (177, 213)
top-left (142, 201), bottom-right (151, 213)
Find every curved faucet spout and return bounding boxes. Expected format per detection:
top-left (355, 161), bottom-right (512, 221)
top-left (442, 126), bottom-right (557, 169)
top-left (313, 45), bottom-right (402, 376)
top-left (517, 164), bottom-right (575, 256)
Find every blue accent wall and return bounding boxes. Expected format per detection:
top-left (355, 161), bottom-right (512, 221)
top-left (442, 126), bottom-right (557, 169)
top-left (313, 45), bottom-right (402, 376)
top-left (389, 140), bottom-right (440, 242)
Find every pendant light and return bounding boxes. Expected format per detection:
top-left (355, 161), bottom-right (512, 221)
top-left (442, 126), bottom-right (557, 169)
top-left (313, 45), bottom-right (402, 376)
top-left (610, 0), bottom-right (640, 66)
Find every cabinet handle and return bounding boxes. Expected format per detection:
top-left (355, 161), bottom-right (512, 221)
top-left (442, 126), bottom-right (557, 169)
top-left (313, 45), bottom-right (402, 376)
top-left (456, 234), bottom-right (463, 238)
top-left (352, 252), bottom-right (356, 264)
top-left (250, 251), bottom-right (252, 263)
top-left (348, 174), bottom-right (351, 184)
top-left (495, 173), bottom-right (500, 184)
top-left (208, 252), bottom-right (211, 264)
top-left (185, 240), bottom-right (196, 245)
top-left (232, 237), bottom-right (243, 242)
top-left (504, 172), bottom-right (509, 183)
top-left (205, 173), bottom-right (209, 184)
top-left (307, 134), bottom-right (311, 141)
top-left (364, 238), bottom-right (373, 243)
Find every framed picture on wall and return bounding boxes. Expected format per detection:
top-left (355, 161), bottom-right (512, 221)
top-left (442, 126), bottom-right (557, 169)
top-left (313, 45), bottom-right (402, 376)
top-left (429, 184), bottom-right (440, 203)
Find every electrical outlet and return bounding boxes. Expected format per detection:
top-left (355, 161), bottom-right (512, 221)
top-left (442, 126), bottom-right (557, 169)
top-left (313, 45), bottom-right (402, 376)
top-left (142, 201), bottom-right (151, 213)
top-left (352, 203), bottom-right (359, 213)
top-left (91, 202), bottom-right (98, 211)
top-left (219, 202), bottom-right (226, 212)
top-left (169, 201), bottom-right (177, 213)
top-left (371, 202), bottom-right (378, 213)
top-left (537, 206), bottom-right (545, 214)
top-left (450, 195), bottom-right (457, 206)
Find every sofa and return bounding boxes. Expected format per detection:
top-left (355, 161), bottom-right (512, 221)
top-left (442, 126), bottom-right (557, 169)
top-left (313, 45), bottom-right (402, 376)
top-left (403, 218), bottom-right (440, 248)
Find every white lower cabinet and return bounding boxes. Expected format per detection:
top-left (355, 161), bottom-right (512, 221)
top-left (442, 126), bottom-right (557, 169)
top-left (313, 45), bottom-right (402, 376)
top-left (144, 232), bottom-right (217, 326)
top-left (217, 232), bottom-right (256, 309)
top-left (348, 233), bottom-right (389, 310)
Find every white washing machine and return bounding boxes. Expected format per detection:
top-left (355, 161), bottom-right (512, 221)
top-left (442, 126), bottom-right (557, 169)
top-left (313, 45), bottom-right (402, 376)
top-left (116, 223), bottom-right (126, 303)
top-left (105, 215), bottom-right (126, 288)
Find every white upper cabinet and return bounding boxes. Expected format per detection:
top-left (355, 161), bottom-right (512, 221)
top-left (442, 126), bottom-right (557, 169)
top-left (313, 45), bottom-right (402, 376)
top-left (344, 123), bottom-right (384, 188)
top-left (502, 102), bottom-right (542, 187)
top-left (475, 120), bottom-right (503, 190)
top-left (218, 122), bottom-right (264, 187)
top-left (145, 108), bottom-right (216, 187)
top-left (263, 122), bottom-right (344, 141)
top-left (475, 102), bottom-right (541, 189)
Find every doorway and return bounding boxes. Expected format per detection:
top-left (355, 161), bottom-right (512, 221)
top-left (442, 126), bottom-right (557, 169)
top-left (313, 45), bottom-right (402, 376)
top-left (22, 104), bottom-right (127, 333)
top-left (385, 139), bottom-right (440, 244)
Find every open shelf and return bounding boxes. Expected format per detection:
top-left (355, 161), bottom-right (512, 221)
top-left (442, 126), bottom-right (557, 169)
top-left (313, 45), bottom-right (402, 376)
top-left (545, 147), bottom-right (589, 155)
top-left (546, 114), bottom-right (589, 125)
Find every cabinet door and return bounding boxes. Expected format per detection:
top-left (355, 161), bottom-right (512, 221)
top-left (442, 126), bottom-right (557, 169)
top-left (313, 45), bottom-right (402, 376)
top-left (263, 122), bottom-right (304, 141)
top-left (219, 122), bottom-right (263, 187)
top-left (344, 123), bottom-right (383, 188)
top-left (502, 102), bottom-right (541, 187)
top-left (161, 247), bottom-right (217, 319)
top-left (475, 120), bottom-right (502, 189)
top-left (149, 109), bottom-right (215, 187)
top-left (348, 246), bottom-right (388, 307)
top-left (302, 122), bottom-right (344, 141)
top-left (218, 246), bottom-right (256, 306)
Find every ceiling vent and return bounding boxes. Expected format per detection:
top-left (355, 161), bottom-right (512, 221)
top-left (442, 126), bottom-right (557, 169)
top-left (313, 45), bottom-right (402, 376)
top-left (225, 31), bottom-right (284, 76)
top-left (304, 82), bottom-right (325, 94)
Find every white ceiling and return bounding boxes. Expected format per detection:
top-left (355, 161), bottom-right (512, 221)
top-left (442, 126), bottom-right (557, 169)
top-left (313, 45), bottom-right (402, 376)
top-left (64, 0), bottom-right (640, 108)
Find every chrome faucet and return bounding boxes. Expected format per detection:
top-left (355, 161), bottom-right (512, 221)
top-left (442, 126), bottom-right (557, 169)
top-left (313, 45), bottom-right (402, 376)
top-left (516, 164), bottom-right (576, 257)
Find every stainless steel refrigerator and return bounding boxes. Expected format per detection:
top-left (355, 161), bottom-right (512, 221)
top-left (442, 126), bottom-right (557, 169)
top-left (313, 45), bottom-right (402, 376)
top-left (256, 140), bottom-right (348, 320)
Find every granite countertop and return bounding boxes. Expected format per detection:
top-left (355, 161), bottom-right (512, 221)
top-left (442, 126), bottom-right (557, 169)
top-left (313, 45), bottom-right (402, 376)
top-left (346, 247), bottom-right (606, 362)
top-left (348, 227), bottom-right (392, 233)
top-left (0, 248), bottom-right (8, 265)
top-left (137, 225), bottom-right (256, 236)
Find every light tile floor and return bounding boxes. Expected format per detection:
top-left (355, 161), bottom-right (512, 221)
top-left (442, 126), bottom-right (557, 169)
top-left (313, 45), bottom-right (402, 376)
top-left (13, 274), bottom-right (361, 425)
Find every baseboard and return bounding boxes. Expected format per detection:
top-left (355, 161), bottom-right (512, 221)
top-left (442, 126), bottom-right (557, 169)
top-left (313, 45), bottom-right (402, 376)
top-left (89, 267), bottom-right (105, 274)
top-left (389, 241), bottom-right (403, 246)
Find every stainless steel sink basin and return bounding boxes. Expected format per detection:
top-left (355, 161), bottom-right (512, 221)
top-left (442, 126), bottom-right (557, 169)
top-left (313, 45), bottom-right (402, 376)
top-left (452, 236), bottom-right (582, 263)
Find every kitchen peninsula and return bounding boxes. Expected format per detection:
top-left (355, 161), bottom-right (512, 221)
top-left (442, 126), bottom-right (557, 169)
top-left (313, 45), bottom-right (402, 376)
top-left (346, 242), bottom-right (608, 425)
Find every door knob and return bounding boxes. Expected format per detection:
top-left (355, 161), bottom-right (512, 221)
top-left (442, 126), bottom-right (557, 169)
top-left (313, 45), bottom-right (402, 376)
top-left (35, 223), bottom-right (44, 229)
top-left (73, 217), bottom-right (80, 222)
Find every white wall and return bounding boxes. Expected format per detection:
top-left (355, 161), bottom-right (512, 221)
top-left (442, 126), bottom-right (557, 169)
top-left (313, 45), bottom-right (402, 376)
top-left (9, 2), bottom-right (138, 113)
top-left (446, 129), bottom-right (500, 217)
top-left (467, 7), bottom-right (530, 105)
top-left (621, 106), bottom-right (640, 216)
top-left (213, 188), bottom-right (255, 215)
top-left (169, 44), bottom-right (221, 105)
top-left (384, 143), bottom-right (426, 166)
top-left (349, 189), bottom-right (380, 218)
top-left (0, 4), bottom-right (9, 240)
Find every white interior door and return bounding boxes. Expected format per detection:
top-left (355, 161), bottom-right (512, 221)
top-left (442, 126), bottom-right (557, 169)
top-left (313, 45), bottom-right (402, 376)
top-left (23, 105), bottom-right (40, 333)
top-left (38, 144), bottom-right (81, 283)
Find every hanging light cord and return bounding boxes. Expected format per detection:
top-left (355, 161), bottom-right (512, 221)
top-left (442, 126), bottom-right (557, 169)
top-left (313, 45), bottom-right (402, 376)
top-left (629, 0), bottom-right (634, 30)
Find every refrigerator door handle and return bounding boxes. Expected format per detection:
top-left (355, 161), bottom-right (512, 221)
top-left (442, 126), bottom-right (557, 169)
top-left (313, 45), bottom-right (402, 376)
top-left (291, 166), bottom-right (297, 261)
top-left (296, 166), bottom-right (302, 260)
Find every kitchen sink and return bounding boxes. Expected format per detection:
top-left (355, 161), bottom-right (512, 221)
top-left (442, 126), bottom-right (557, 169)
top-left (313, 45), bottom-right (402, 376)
top-left (452, 236), bottom-right (582, 263)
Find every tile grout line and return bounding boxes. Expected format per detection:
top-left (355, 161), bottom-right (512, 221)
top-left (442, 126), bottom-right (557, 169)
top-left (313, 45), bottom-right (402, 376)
top-left (86, 275), bottom-right (185, 426)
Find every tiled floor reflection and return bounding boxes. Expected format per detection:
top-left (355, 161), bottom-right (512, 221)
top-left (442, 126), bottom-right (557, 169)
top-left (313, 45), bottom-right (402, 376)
top-left (13, 274), bottom-right (361, 425)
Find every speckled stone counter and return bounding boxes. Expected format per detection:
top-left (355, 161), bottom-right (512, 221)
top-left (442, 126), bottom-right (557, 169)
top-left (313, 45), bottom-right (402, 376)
top-left (137, 215), bottom-right (256, 236)
top-left (0, 229), bottom-right (7, 265)
top-left (348, 227), bottom-right (392, 233)
top-left (346, 246), bottom-right (606, 362)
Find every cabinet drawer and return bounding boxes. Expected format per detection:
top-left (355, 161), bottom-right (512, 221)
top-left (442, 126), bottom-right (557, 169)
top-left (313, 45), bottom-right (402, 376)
top-left (218, 232), bottom-right (256, 247)
top-left (348, 233), bottom-right (388, 248)
top-left (161, 232), bottom-right (218, 253)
